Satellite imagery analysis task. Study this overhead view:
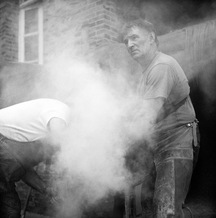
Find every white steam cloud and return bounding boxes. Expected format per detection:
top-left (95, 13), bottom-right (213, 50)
top-left (41, 51), bottom-right (154, 217)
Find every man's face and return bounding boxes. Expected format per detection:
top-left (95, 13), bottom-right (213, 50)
top-left (123, 27), bottom-right (152, 60)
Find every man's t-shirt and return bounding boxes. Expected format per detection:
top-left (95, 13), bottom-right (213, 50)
top-left (0, 98), bottom-right (70, 142)
top-left (137, 52), bottom-right (196, 151)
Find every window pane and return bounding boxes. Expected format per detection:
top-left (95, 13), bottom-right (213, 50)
top-left (25, 8), bottom-right (38, 34)
top-left (24, 35), bottom-right (38, 61)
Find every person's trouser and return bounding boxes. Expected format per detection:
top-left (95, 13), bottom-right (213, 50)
top-left (0, 138), bottom-right (24, 218)
top-left (133, 148), bottom-right (194, 218)
top-left (152, 157), bottom-right (193, 218)
top-left (113, 157), bottom-right (194, 218)
top-left (0, 185), bottom-right (21, 218)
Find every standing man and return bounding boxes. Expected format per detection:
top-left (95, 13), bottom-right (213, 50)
top-left (121, 19), bottom-right (199, 217)
top-left (0, 98), bottom-right (71, 218)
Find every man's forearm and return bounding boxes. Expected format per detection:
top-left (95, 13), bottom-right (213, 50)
top-left (21, 169), bottom-right (46, 194)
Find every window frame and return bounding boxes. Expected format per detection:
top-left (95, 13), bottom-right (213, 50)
top-left (18, 2), bottom-right (43, 64)
top-left (19, 0), bottom-right (40, 9)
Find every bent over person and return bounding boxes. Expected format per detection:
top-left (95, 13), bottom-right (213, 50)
top-left (0, 98), bottom-right (71, 218)
top-left (120, 19), bottom-right (200, 218)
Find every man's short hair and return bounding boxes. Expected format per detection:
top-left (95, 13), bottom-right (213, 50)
top-left (121, 18), bottom-right (159, 46)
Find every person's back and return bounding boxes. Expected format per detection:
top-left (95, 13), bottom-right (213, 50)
top-left (0, 98), bottom-right (71, 142)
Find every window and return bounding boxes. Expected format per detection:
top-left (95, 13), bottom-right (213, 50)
top-left (19, 2), bottom-right (43, 64)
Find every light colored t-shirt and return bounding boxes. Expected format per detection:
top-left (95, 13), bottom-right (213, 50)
top-left (0, 98), bottom-right (71, 142)
top-left (137, 52), bottom-right (196, 151)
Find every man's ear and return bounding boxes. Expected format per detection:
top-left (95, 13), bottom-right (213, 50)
top-left (149, 32), bottom-right (156, 44)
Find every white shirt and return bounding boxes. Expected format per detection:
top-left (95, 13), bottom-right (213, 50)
top-left (0, 98), bottom-right (71, 142)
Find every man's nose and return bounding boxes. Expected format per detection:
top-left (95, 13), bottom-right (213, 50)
top-left (127, 40), bottom-right (134, 48)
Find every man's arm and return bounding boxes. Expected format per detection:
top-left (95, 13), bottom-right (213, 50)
top-left (21, 118), bottom-right (67, 191)
top-left (48, 117), bottom-right (67, 133)
top-left (21, 168), bottom-right (59, 205)
top-left (139, 95), bottom-right (187, 124)
top-left (125, 97), bottom-right (165, 140)
top-left (21, 168), bottom-right (46, 194)
top-left (46, 117), bottom-right (67, 146)
top-left (138, 63), bottom-right (189, 123)
top-left (132, 97), bottom-right (165, 124)
top-left (156, 97), bottom-right (188, 123)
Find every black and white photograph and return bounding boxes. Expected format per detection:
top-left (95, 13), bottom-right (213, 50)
top-left (0, 0), bottom-right (216, 217)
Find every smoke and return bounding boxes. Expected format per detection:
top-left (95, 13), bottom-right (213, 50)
top-left (0, 63), bottom-right (49, 107)
top-left (116, 0), bottom-right (216, 35)
top-left (38, 48), bottom-right (154, 217)
top-left (0, 48), bottom-right (154, 218)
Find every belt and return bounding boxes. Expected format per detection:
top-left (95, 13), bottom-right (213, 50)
top-left (185, 119), bottom-right (199, 147)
